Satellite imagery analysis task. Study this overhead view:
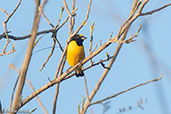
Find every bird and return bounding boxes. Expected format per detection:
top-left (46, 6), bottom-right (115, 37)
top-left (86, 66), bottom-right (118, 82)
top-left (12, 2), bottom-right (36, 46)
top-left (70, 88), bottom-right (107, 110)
top-left (67, 34), bottom-right (86, 77)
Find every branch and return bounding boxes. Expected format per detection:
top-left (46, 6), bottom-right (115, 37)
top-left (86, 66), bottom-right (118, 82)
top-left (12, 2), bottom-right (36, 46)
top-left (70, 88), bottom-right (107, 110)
top-left (83, 76), bottom-right (90, 102)
top-left (10, 0), bottom-right (42, 113)
top-left (140, 3), bottom-right (171, 16)
top-left (40, 37), bottom-right (56, 71)
top-left (63, 0), bottom-right (72, 17)
top-left (72, 0), bottom-right (92, 37)
top-left (91, 74), bottom-right (162, 105)
top-left (0, 16), bottom-right (69, 41)
top-left (3, 0), bottom-right (22, 40)
top-left (40, 4), bottom-right (54, 28)
top-left (52, 83), bottom-right (60, 114)
top-left (26, 79), bottom-right (48, 114)
top-left (0, 43), bottom-right (16, 56)
top-left (0, 0), bottom-right (22, 55)
top-left (89, 22), bottom-right (95, 65)
top-left (9, 64), bottom-right (48, 114)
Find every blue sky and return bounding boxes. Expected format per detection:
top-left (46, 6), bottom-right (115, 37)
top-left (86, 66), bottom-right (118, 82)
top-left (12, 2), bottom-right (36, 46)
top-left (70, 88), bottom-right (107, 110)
top-left (0, 0), bottom-right (171, 114)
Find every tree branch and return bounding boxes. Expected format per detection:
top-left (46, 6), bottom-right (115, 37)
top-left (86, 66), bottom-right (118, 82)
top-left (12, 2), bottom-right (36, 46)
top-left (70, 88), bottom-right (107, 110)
top-left (91, 74), bottom-right (162, 105)
top-left (10, 0), bottom-right (42, 113)
top-left (140, 3), bottom-right (171, 16)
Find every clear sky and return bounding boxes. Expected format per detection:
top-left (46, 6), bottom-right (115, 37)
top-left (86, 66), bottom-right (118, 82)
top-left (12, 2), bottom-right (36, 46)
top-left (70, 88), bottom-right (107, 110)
top-left (0, 0), bottom-right (171, 114)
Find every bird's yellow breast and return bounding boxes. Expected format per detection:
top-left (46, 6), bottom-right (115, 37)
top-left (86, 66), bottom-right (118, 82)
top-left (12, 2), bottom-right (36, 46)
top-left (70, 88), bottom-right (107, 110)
top-left (67, 40), bottom-right (85, 67)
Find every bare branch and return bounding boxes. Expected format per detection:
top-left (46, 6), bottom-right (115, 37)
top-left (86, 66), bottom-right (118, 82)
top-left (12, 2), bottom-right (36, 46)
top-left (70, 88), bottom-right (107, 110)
top-left (0, 29), bottom-right (53, 40)
top-left (55, 6), bottom-right (65, 28)
top-left (63, 0), bottom-right (72, 17)
top-left (90, 74), bottom-right (162, 105)
top-left (72, 0), bottom-right (92, 36)
top-left (52, 83), bottom-right (60, 114)
top-left (89, 22), bottom-right (95, 65)
top-left (71, 0), bottom-right (76, 29)
top-left (0, 0), bottom-right (22, 56)
top-left (140, 3), bottom-right (171, 16)
top-left (8, 64), bottom-right (20, 111)
top-left (26, 79), bottom-right (48, 114)
top-left (9, 75), bottom-right (19, 111)
top-left (83, 76), bottom-right (90, 102)
top-left (9, 64), bottom-right (48, 114)
top-left (54, 37), bottom-right (64, 52)
top-left (0, 42), bottom-right (16, 56)
top-left (4, 0), bottom-right (22, 24)
top-left (0, 8), bottom-right (9, 16)
top-left (10, 0), bottom-right (42, 113)
top-left (40, 5), bottom-right (54, 28)
top-left (0, 16), bottom-right (69, 41)
top-left (40, 37), bottom-right (56, 71)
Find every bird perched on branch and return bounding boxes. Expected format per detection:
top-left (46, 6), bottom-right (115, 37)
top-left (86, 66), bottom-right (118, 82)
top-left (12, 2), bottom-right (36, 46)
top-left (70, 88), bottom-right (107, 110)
top-left (67, 34), bottom-right (86, 77)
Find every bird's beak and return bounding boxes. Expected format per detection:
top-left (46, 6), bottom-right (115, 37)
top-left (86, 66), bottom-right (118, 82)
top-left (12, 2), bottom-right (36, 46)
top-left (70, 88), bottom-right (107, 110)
top-left (81, 36), bottom-right (87, 40)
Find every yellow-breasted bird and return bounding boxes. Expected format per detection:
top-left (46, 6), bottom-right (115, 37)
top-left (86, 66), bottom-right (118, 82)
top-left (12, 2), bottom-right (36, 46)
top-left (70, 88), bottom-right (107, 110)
top-left (67, 34), bottom-right (86, 77)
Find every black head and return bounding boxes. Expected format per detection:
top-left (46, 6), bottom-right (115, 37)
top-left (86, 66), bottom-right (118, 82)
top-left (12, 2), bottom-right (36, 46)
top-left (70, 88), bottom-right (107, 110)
top-left (71, 34), bottom-right (86, 46)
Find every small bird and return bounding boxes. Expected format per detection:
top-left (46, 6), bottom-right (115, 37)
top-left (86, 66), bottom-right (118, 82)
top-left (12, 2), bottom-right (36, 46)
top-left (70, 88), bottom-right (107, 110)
top-left (67, 34), bottom-right (86, 77)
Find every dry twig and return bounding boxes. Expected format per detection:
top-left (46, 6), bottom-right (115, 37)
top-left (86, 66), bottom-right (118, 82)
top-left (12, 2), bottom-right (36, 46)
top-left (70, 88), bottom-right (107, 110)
top-left (26, 79), bottom-right (48, 114)
top-left (90, 74), bottom-right (162, 105)
top-left (0, 0), bottom-right (22, 56)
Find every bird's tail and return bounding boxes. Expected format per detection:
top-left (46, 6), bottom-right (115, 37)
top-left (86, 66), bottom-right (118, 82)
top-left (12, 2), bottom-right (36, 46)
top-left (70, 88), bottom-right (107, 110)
top-left (75, 66), bottom-right (84, 77)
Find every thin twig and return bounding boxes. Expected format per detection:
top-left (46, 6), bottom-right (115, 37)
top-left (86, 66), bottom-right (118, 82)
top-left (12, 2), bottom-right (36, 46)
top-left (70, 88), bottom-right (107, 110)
top-left (0, 16), bottom-right (69, 41)
top-left (71, 0), bottom-right (76, 29)
top-left (62, 55), bottom-right (114, 80)
top-left (9, 64), bottom-right (48, 114)
top-left (4, 0), bottom-right (22, 24)
top-left (89, 22), bottom-right (95, 65)
top-left (63, 0), bottom-right (72, 17)
top-left (0, 42), bottom-right (16, 56)
top-left (90, 74), bottom-right (162, 105)
top-left (54, 37), bottom-right (64, 52)
top-left (8, 64), bottom-right (20, 111)
top-left (9, 76), bottom-right (19, 111)
top-left (40, 5), bottom-right (54, 28)
top-left (52, 56), bottom-right (66, 114)
top-left (53, 4), bottom-right (71, 79)
top-left (55, 6), bottom-right (65, 28)
top-left (52, 58), bottom-right (66, 114)
top-left (83, 76), bottom-right (90, 102)
top-left (40, 37), bottom-right (56, 71)
top-left (2, 40), bottom-right (10, 53)
top-left (140, 3), bottom-right (171, 16)
top-left (56, 16), bottom-right (69, 31)
top-left (39, 9), bottom-right (67, 71)
top-left (54, 46), bottom-right (67, 78)
top-left (0, 29), bottom-right (53, 40)
top-left (3, 0), bottom-right (22, 39)
top-left (26, 79), bottom-right (48, 114)
top-left (72, 0), bottom-right (92, 37)
top-left (117, 0), bottom-right (142, 41)
top-left (1, 0), bottom-right (22, 55)
top-left (0, 8), bottom-right (9, 16)
top-left (52, 83), bottom-right (60, 114)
